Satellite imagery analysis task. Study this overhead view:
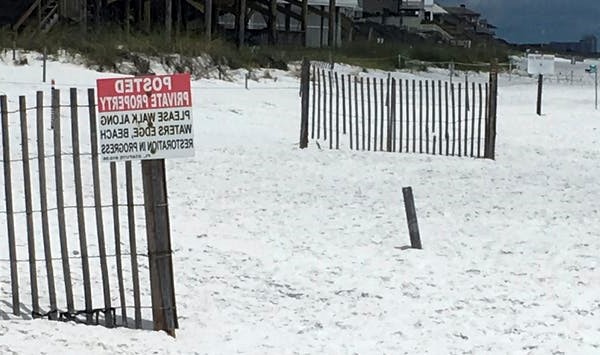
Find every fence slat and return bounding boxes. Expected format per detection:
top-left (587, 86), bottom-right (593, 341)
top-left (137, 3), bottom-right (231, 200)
top-left (386, 73), bottom-right (395, 152)
top-left (311, 66), bottom-right (316, 139)
top-left (361, 77), bottom-right (365, 150)
top-left (317, 68), bottom-right (321, 139)
top-left (483, 82), bottom-right (488, 158)
top-left (1, 95), bottom-right (20, 314)
top-left (341, 74), bottom-right (346, 137)
top-left (426, 81), bottom-right (430, 154)
top-left (470, 82), bottom-right (476, 157)
top-left (392, 77), bottom-right (396, 152)
top-left (110, 163), bottom-right (128, 326)
top-left (419, 81), bottom-right (423, 153)
top-left (412, 80), bottom-right (416, 153)
top-left (316, 68), bottom-right (321, 139)
top-left (300, 60), bottom-right (310, 149)
top-left (458, 83), bottom-right (462, 157)
top-left (329, 70), bottom-right (333, 149)
top-left (431, 80), bottom-right (435, 155)
top-left (380, 78), bottom-right (384, 151)
top-left (398, 79), bottom-right (403, 153)
top-left (1, 96), bottom-right (19, 315)
top-left (367, 77), bottom-right (371, 151)
top-left (478, 83), bottom-right (483, 157)
top-left (439, 81), bottom-right (443, 155)
top-left (373, 77), bottom-right (378, 151)
top-left (322, 69), bottom-right (327, 141)
top-left (385, 75), bottom-right (394, 152)
top-left (20, 96), bottom-right (39, 316)
top-left (335, 72), bottom-right (339, 149)
top-left (53, 89), bottom-right (75, 314)
top-left (465, 74), bottom-right (470, 111)
top-left (354, 76), bottom-right (359, 150)
top-left (464, 82), bottom-right (469, 156)
top-left (405, 80), bottom-right (410, 152)
top-left (36, 91), bottom-right (56, 319)
top-left (126, 161), bottom-right (142, 329)
top-left (347, 75), bottom-right (353, 149)
top-left (445, 82), bottom-right (449, 156)
top-left (70, 88), bottom-right (93, 323)
top-left (392, 78), bottom-right (397, 152)
top-left (88, 88), bottom-right (113, 327)
top-left (451, 83), bottom-right (456, 156)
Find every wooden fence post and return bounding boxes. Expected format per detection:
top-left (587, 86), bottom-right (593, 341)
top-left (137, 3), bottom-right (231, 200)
top-left (402, 187), bottom-right (422, 249)
top-left (486, 71), bottom-right (498, 160)
top-left (142, 159), bottom-right (178, 337)
top-left (299, 59), bottom-right (310, 149)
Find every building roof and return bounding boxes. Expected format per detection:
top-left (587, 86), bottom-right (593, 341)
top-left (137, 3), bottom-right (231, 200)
top-left (431, 4), bottom-right (447, 14)
top-left (444, 5), bottom-right (480, 17)
top-left (303, 0), bottom-right (359, 8)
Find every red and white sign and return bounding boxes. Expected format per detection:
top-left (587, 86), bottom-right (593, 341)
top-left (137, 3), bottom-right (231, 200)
top-left (96, 73), bottom-right (194, 162)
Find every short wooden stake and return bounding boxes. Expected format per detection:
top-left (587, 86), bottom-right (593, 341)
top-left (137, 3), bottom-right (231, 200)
top-left (402, 187), bottom-right (422, 249)
top-left (536, 74), bottom-right (543, 116)
top-left (299, 59), bottom-right (310, 148)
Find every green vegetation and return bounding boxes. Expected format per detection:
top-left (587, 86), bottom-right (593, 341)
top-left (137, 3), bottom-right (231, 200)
top-left (0, 25), bottom-right (511, 72)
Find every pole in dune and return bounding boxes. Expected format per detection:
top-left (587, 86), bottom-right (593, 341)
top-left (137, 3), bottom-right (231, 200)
top-left (536, 74), bottom-right (543, 116)
top-left (527, 53), bottom-right (554, 116)
top-left (402, 187), bottom-right (422, 249)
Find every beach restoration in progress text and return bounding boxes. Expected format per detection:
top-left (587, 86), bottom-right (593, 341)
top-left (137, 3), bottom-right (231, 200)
top-left (96, 73), bottom-right (194, 161)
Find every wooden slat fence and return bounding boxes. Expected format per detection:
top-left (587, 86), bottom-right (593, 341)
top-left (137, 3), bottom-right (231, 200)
top-left (0, 88), bottom-right (176, 332)
top-left (299, 59), bottom-right (499, 159)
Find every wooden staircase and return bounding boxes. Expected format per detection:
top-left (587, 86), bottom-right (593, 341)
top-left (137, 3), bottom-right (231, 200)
top-left (13, 0), bottom-right (60, 33)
